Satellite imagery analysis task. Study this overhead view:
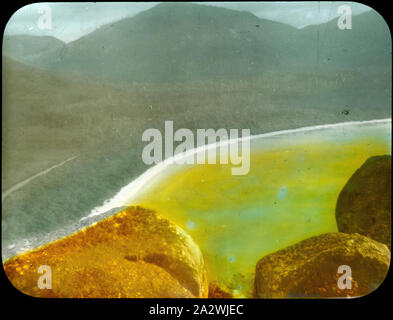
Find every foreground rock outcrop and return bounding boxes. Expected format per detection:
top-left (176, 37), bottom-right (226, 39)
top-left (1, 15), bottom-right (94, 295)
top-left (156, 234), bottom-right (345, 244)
top-left (208, 282), bottom-right (233, 298)
top-left (4, 206), bottom-right (208, 298)
top-left (254, 232), bottom-right (390, 298)
top-left (336, 155), bottom-right (391, 248)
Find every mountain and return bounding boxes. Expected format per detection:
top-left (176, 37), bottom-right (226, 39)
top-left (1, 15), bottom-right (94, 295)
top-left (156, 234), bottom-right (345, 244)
top-left (298, 9), bottom-right (391, 72)
top-left (14, 3), bottom-right (388, 83)
top-left (2, 35), bottom-right (65, 64)
top-left (27, 3), bottom-right (298, 82)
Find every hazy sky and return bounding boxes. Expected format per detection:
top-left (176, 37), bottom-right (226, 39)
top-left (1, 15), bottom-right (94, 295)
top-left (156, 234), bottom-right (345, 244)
top-left (4, 2), bottom-right (372, 43)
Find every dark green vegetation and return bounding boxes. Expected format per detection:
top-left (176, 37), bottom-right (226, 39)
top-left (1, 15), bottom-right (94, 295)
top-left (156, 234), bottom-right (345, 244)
top-left (2, 3), bottom-right (391, 255)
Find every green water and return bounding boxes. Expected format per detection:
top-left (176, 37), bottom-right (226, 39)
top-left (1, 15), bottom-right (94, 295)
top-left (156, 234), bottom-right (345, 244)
top-left (127, 121), bottom-right (391, 296)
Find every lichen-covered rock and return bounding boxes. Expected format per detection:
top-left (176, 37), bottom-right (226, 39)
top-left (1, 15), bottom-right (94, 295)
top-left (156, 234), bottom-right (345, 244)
top-left (336, 155), bottom-right (391, 248)
top-left (254, 233), bottom-right (390, 298)
top-left (4, 206), bottom-right (208, 298)
top-left (208, 282), bottom-right (233, 298)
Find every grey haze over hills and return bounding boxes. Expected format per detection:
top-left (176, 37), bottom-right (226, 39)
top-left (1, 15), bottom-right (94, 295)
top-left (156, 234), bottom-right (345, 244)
top-left (3, 2), bottom-right (390, 83)
top-left (2, 35), bottom-right (64, 63)
top-left (4, 2), bottom-right (372, 42)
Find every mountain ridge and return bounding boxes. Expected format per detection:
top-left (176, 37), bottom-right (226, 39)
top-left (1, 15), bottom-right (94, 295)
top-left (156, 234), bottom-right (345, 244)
top-left (2, 34), bottom-right (64, 64)
top-left (3, 3), bottom-right (391, 83)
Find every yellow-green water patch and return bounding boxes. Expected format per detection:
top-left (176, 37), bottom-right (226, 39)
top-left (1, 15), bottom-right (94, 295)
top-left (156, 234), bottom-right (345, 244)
top-left (127, 122), bottom-right (391, 296)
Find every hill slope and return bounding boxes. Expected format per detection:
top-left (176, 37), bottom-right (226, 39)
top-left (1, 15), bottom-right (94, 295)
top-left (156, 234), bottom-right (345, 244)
top-left (2, 35), bottom-right (65, 64)
top-left (25, 3), bottom-right (391, 82)
top-left (299, 9), bottom-right (391, 71)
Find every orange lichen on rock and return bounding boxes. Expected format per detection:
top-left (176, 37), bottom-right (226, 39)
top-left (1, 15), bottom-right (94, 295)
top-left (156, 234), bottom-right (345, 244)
top-left (3, 206), bottom-right (208, 298)
top-left (208, 282), bottom-right (233, 298)
top-left (254, 232), bottom-right (390, 298)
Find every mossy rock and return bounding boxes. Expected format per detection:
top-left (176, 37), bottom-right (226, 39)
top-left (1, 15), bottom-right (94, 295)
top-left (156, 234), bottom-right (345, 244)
top-left (208, 282), bottom-right (233, 298)
top-left (254, 232), bottom-right (390, 298)
top-left (4, 206), bottom-right (208, 298)
top-left (336, 155), bottom-right (391, 248)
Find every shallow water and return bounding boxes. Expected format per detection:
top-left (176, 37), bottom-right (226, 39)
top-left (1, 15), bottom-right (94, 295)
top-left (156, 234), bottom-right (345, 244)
top-left (125, 120), bottom-right (391, 296)
top-left (3, 120), bottom-right (391, 297)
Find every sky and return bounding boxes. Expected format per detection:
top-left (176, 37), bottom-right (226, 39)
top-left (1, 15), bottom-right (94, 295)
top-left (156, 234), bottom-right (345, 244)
top-left (4, 2), bottom-right (372, 43)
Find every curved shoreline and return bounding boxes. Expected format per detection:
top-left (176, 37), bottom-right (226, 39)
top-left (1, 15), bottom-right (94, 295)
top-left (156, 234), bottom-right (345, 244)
top-left (81, 118), bottom-right (392, 220)
top-left (3, 118), bottom-right (390, 260)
